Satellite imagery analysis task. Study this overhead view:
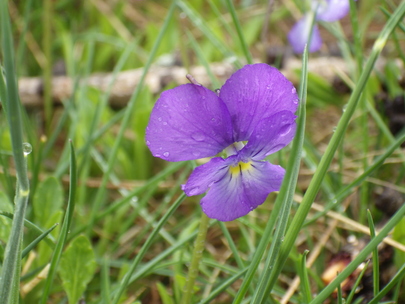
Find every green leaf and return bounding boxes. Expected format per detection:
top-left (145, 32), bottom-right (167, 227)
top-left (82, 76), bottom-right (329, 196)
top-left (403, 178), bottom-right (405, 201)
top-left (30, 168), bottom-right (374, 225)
top-left (33, 176), bottom-right (63, 227)
top-left (58, 235), bottom-right (97, 304)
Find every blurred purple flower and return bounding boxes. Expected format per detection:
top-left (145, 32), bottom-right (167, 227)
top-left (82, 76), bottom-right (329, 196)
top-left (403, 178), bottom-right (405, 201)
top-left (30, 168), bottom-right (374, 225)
top-left (146, 64), bottom-right (299, 221)
top-left (288, 0), bottom-right (350, 54)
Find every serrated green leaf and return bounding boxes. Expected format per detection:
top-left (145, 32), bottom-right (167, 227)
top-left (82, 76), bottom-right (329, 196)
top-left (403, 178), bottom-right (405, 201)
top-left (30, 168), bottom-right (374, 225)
top-left (58, 235), bottom-right (96, 304)
top-left (33, 176), bottom-right (63, 227)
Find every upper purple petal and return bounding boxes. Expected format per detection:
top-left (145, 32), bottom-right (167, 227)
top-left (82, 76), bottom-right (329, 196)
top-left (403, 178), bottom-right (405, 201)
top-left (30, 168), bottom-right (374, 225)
top-left (288, 16), bottom-right (323, 54)
top-left (240, 111), bottom-right (297, 161)
top-left (219, 63), bottom-right (299, 142)
top-left (315, 0), bottom-right (350, 22)
top-left (200, 160), bottom-right (285, 221)
top-left (146, 84), bottom-right (234, 161)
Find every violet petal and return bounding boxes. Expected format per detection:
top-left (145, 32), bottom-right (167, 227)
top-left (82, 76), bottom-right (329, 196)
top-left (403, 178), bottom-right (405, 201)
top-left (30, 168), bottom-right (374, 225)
top-left (200, 160), bottom-right (285, 221)
top-left (182, 156), bottom-right (236, 196)
top-left (315, 0), bottom-right (350, 22)
top-left (146, 84), bottom-right (234, 161)
top-left (288, 16), bottom-right (323, 54)
top-left (219, 63), bottom-right (299, 142)
top-left (240, 110), bottom-right (297, 161)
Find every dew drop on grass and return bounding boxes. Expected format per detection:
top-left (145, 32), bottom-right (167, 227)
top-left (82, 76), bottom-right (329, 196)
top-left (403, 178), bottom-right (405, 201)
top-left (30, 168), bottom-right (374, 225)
top-left (22, 142), bottom-right (32, 156)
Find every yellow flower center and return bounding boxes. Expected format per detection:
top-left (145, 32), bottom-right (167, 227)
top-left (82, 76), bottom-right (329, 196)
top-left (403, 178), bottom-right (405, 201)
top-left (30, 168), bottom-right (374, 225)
top-left (229, 161), bottom-right (252, 176)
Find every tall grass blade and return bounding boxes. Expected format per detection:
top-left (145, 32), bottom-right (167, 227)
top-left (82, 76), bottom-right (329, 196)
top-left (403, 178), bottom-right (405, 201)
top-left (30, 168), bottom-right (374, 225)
top-left (264, 2), bottom-right (405, 296)
top-left (111, 193), bottom-right (186, 304)
top-left (86, 2), bottom-right (177, 236)
top-left (40, 141), bottom-right (77, 304)
top-left (233, 45), bottom-right (308, 303)
top-left (0, 0), bottom-right (31, 302)
top-left (224, 0), bottom-right (253, 64)
top-left (311, 202), bottom-right (405, 303)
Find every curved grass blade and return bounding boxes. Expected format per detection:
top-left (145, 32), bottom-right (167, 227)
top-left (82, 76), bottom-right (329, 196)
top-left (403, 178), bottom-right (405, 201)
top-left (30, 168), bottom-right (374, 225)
top-left (111, 193), bottom-right (186, 304)
top-left (233, 45), bottom-right (308, 304)
top-left (0, 212), bottom-right (56, 247)
top-left (199, 268), bottom-right (248, 304)
top-left (368, 262), bottom-right (405, 304)
top-left (85, 1), bottom-right (177, 236)
top-left (224, 0), bottom-right (253, 64)
top-left (367, 210), bottom-right (379, 296)
top-left (40, 141), bottom-right (77, 304)
top-left (346, 260), bottom-right (370, 304)
top-left (21, 223), bottom-right (58, 259)
top-left (299, 250), bottom-right (311, 303)
top-left (263, 3), bottom-right (405, 297)
top-left (311, 203), bottom-right (405, 304)
top-left (0, 0), bottom-right (31, 301)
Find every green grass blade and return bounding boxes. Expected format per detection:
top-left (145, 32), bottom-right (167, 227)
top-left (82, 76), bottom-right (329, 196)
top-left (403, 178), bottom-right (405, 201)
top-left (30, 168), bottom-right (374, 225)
top-left (249, 46), bottom-right (308, 304)
top-left (86, 1), bottom-right (177, 236)
top-left (311, 202), bottom-right (405, 304)
top-left (346, 260), bottom-right (370, 304)
top-left (0, 211), bottom-right (56, 247)
top-left (367, 210), bottom-right (379, 296)
top-left (40, 141), bottom-right (77, 304)
top-left (101, 258), bottom-right (112, 304)
top-left (21, 223), bottom-right (58, 259)
top-left (199, 268), bottom-right (248, 304)
top-left (264, 2), bottom-right (405, 295)
top-left (0, 0), bottom-right (30, 301)
top-left (224, 0), bottom-right (253, 64)
top-left (299, 250), bottom-right (312, 303)
top-left (176, 0), bottom-right (242, 68)
top-left (304, 131), bottom-right (405, 226)
top-left (111, 192), bottom-right (186, 304)
top-left (368, 262), bottom-right (405, 304)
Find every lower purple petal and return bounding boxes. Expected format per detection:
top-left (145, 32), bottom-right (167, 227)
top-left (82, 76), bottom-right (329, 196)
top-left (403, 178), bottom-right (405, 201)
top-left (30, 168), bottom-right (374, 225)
top-left (182, 156), bottom-right (236, 196)
top-left (200, 160), bottom-right (285, 221)
top-left (288, 16), bottom-right (322, 54)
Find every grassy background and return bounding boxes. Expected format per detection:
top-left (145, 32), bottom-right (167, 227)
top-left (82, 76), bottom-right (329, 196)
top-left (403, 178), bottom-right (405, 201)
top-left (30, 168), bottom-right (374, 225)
top-left (1, 0), bottom-right (405, 303)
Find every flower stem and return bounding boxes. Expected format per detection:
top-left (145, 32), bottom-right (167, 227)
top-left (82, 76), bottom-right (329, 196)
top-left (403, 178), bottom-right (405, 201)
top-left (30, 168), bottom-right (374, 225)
top-left (182, 212), bottom-right (209, 303)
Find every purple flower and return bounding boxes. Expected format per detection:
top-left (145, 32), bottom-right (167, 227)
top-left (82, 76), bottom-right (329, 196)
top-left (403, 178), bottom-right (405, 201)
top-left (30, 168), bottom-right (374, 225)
top-left (288, 0), bottom-right (350, 54)
top-left (146, 64), bottom-right (299, 221)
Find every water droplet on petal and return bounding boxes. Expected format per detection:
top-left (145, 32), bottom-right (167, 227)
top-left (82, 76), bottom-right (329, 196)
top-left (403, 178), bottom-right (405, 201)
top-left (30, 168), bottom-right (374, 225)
top-left (192, 151), bottom-right (201, 157)
top-left (154, 153), bottom-right (161, 157)
top-left (158, 117), bottom-right (162, 121)
top-left (23, 143), bottom-right (32, 156)
top-left (279, 124), bottom-right (292, 136)
top-left (162, 121), bottom-right (167, 125)
top-left (163, 152), bottom-right (170, 158)
top-left (188, 187), bottom-right (200, 196)
top-left (191, 133), bottom-right (205, 142)
top-left (291, 87), bottom-right (296, 94)
top-left (293, 98), bottom-right (299, 105)
top-left (146, 140), bottom-right (151, 146)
